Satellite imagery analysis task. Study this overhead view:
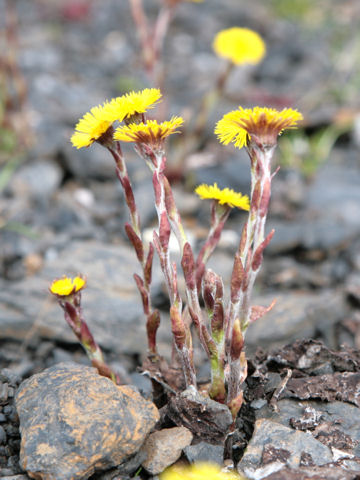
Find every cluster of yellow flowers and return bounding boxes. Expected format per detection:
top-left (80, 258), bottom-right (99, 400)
top-left (71, 88), bottom-right (302, 209)
top-left (71, 88), bottom-right (164, 149)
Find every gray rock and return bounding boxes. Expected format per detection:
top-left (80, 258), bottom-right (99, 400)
top-left (238, 418), bottom-right (333, 478)
top-left (167, 386), bottom-right (233, 444)
top-left (192, 153), bottom-right (251, 200)
top-left (0, 424), bottom-right (7, 444)
top-left (16, 362), bottom-right (159, 480)
top-left (0, 241), bottom-right (163, 356)
top-left (184, 441), bottom-right (224, 465)
top-left (0, 475), bottom-right (29, 480)
top-left (62, 142), bottom-right (117, 181)
top-left (268, 160), bottom-right (360, 255)
top-left (245, 290), bottom-right (345, 354)
top-left (9, 161), bottom-right (63, 200)
top-left (268, 217), bottom-right (360, 254)
top-left (141, 427), bottom-right (193, 474)
top-left (256, 399), bottom-right (360, 458)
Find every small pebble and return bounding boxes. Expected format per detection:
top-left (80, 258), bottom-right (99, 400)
top-left (0, 384), bottom-right (9, 404)
top-left (0, 370), bottom-right (21, 387)
top-left (4, 425), bottom-right (19, 438)
top-left (0, 467), bottom-right (15, 476)
top-left (0, 425), bottom-right (7, 444)
top-left (7, 455), bottom-right (20, 468)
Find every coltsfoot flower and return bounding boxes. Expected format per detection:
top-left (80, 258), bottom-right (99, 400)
top-left (195, 183), bottom-right (250, 210)
top-left (215, 106), bottom-right (303, 149)
top-left (114, 117), bottom-right (183, 150)
top-left (50, 276), bottom-right (86, 297)
top-left (104, 88), bottom-right (162, 123)
top-left (71, 104), bottom-right (114, 149)
top-left (213, 27), bottom-right (266, 66)
top-left (160, 463), bottom-right (243, 480)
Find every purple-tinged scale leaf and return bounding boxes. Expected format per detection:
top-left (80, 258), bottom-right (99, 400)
top-left (125, 223), bottom-right (144, 263)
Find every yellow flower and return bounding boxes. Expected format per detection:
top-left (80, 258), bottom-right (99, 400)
top-left (215, 106), bottom-right (303, 149)
top-left (213, 27), bottom-right (266, 66)
top-left (114, 117), bottom-right (183, 148)
top-left (160, 463), bottom-right (243, 480)
top-left (50, 276), bottom-right (86, 297)
top-left (195, 183), bottom-right (250, 210)
top-left (71, 104), bottom-right (113, 149)
top-left (103, 88), bottom-right (162, 123)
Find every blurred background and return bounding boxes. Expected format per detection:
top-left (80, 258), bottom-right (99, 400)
top-left (1, 0), bottom-right (360, 380)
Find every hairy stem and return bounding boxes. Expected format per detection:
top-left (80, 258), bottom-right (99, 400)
top-left (109, 144), bottom-right (160, 356)
top-left (225, 143), bottom-right (275, 405)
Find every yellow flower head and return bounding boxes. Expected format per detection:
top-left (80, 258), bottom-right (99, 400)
top-left (103, 88), bottom-right (162, 123)
top-left (213, 27), bottom-right (266, 66)
top-left (50, 276), bottom-right (86, 297)
top-left (71, 104), bottom-right (113, 149)
top-left (160, 463), bottom-right (243, 480)
top-left (114, 116), bottom-right (183, 149)
top-left (195, 183), bottom-right (250, 210)
top-left (215, 106), bottom-right (303, 149)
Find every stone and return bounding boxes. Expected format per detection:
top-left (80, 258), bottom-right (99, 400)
top-left (167, 387), bottom-right (233, 444)
top-left (192, 152), bottom-right (251, 196)
top-left (256, 399), bottom-right (360, 458)
top-left (0, 425), bottom-right (7, 444)
top-left (245, 290), bottom-right (345, 354)
top-left (184, 441), bottom-right (224, 465)
top-left (9, 161), bottom-right (63, 200)
top-left (281, 372), bottom-right (360, 407)
top-left (16, 362), bottom-right (159, 480)
top-left (0, 475), bottom-right (29, 480)
top-left (268, 160), bottom-right (360, 256)
top-left (260, 463), bottom-right (360, 480)
top-left (0, 241), bottom-right (163, 356)
top-left (141, 427), bottom-right (193, 474)
top-left (62, 142), bottom-right (117, 181)
top-left (238, 418), bottom-right (333, 478)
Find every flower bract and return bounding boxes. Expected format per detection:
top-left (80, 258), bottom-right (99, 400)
top-left (213, 27), bottom-right (266, 65)
top-left (103, 88), bottom-right (162, 123)
top-left (160, 463), bottom-right (243, 480)
top-left (195, 183), bottom-right (250, 210)
top-left (215, 106), bottom-right (303, 149)
top-left (50, 276), bottom-right (86, 297)
top-left (71, 104), bottom-right (113, 149)
top-left (113, 117), bottom-right (183, 148)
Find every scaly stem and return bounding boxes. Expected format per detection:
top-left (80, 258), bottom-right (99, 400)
top-left (60, 294), bottom-right (120, 384)
top-left (195, 202), bottom-right (231, 291)
top-left (155, 153), bottom-right (221, 394)
top-left (109, 143), bottom-right (160, 356)
top-left (225, 143), bottom-right (276, 405)
top-left (151, 151), bottom-right (197, 387)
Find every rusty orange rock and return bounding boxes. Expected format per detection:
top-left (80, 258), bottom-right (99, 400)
top-left (15, 362), bottom-right (159, 480)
